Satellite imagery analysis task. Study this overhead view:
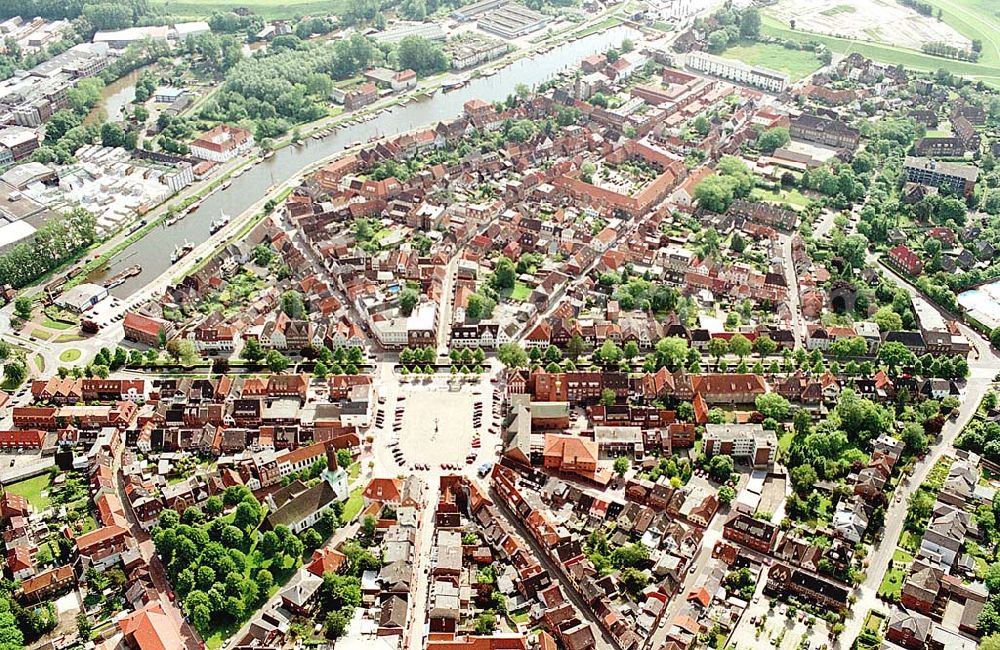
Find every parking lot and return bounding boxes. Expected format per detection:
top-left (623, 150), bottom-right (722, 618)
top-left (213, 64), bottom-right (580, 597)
top-left (367, 368), bottom-right (505, 478)
top-left (396, 386), bottom-right (479, 465)
top-left (730, 587), bottom-right (833, 650)
top-left (0, 452), bottom-right (54, 484)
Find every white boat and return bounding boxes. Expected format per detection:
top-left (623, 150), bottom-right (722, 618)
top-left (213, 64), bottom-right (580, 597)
top-left (209, 210), bottom-right (230, 234)
top-left (171, 240), bottom-right (195, 264)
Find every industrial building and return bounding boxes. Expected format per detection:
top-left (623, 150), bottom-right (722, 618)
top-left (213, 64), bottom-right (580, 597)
top-left (477, 4), bottom-right (551, 39)
top-left (371, 22), bottom-right (446, 44)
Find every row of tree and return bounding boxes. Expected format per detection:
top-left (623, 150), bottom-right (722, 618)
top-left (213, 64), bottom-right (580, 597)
top-left (0, 208), bottom-right (97, 288)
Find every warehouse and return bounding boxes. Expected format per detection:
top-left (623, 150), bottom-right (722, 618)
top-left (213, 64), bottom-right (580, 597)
top-left (477, 4), bottom-right (550, 38)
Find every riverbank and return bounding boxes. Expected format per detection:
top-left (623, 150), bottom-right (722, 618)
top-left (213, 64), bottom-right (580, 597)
top-left (89, 23), bottom-right (639, 298)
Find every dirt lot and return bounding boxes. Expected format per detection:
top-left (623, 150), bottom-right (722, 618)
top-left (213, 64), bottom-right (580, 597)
top-left (767, 0), bottom-right (969, 51)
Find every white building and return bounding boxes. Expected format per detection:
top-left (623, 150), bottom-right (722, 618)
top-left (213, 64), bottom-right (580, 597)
top-left (93, 26), bottom-right (169, 48)
top-left (189, 124), bottom-right (254, 163)
top-left (686, 51), bottom-right (789, 93)
top-left (702, 423), bottom-right (777, 467)
top-left (171, 21), bottom-right (211, 40)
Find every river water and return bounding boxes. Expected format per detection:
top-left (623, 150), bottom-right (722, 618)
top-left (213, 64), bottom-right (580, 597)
top-left (100, 25), bottom-right (637, 298)
top-left (84, 68), bottom-right (141, 125)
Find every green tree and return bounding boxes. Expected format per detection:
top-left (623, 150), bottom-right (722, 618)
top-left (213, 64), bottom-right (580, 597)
top-left (241, 338), bottom-right (265, 364)
top-left (756, 127), bottom-right (789, 153)
top-left (474, 613), bottom-right (497, 634)
top-left (739, 7), bottom-right (762, 38)
top-left (13, 296), bottom-right (32, 319)
top-left (790, 464), bottom-right (817, 493)
top-left (497, 342), bottom-right (528, 368)
top-left (755, 393), bottom-right (790, 420)
top-left (490, 256), bottom-right (516, 290)
top-left (613, 456), bottom-right (630, 476)
top-left (729, 333), bottom-right (751, 360)
top-left (718, 485), bottom-right (736, 505)
top-left (754, 335), bottom-right (776, 356)
top-left (399, 288), bottom-right (419, 316)
top-left (281, 290), bottom-right (306, 318)
top-left (708, 454), bottom-right (734, 482)
top-left (879, 341), bottom-right (916, 374)
top-left (875, 307), bottom-right (903, 332)
top-left (266, 350), bottom-right (290, 373)
top-left (566, 334), bottom-right (586, 360)
top-left (707, 337), bottom-right (728, 367)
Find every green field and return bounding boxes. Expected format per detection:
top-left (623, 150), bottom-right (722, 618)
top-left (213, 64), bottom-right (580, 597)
top-left (751, 187), bottom-right (812, 208)
top-left (820, 4), bottom-right (856, 16)
top-left (922, 0), bottom-right (1000, 69)
top-left (761, 15), bottom-right (1000, 87)
top-left (720, 41), bottom-right (822, 81)
top-left (5, 474), bottom-right (52, 511)
top-left (156, 0), bottom-right (344, 19)
top-left (877, 549), bottom-right (914, 600)
top-left (341, 485), bottom-right (364, 524)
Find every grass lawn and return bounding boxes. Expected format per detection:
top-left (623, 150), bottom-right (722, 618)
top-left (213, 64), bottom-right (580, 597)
top-left (574, 15), bottom-right (623, 38)
top-left (341, 485), bottom-right (364, 524)
top-left (39, 317), bottom-right (74, 330)
top-left (899, 529), bottom-right (922, 553)
top-left (348, 462), bottom-right (361, 481)
top-left (54, 333), bottom-right (84, 343)
top-left (761, 16), bottom-right (1000, 87)
top-left (59, 349), bottom-right (82, 363)
top-left (878, 561), bottom-right (906, 600)
top-left (509, 281), bottom-right (532, 302)
top-left (820, 4), bottom-right (855, 16)
top-left (751, 187), bottom-right (812, 208)
top-left (33, 354), bottom-right (44, 373)
top-left (863, 610), bottom-right (886, 634)
top-left (28, 328), bottom-right (53, 340)
top-left (777, 428), bottom-right (796, 457)
top-left (155, 0), bottom-right (344, 19)
top-left (720, 40), bottom-right (822, 81)
top-left (5, 474), bottom-right (52, 511)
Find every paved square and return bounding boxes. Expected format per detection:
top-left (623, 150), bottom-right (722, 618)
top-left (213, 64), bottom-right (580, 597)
top-left (397, 386), bottom-right (478, 464)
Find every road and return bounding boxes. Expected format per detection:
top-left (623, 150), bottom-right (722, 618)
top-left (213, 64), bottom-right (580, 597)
top-left (648, 513), bottom-right (725, 650)
top-left (114, 445), bottom-right (201, 649)
top-left (837, 255), bottom-right (1000, 646)
top-left (780, 233), bottom-right (805, 349)
top-left (489, 485), bottom-right (619, 650)
top-left (435, 254), bottom-right (459, 354)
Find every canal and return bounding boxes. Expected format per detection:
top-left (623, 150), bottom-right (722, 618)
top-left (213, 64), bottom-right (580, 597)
top-left (84, 68), bottom-right (142, 125)
top-left (101, 25), bottom-right (638, 298)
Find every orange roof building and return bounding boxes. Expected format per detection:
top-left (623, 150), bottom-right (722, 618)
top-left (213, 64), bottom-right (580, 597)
top-left (363, 477), bottom-right (403, 505)
top-left (306, 547), bottom-right (347, 577)
top-left (118, 600), bottom-right (186, 650)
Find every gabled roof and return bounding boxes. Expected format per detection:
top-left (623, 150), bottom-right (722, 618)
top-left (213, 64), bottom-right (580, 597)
top-left (118, 600), bottom-right (186, 650)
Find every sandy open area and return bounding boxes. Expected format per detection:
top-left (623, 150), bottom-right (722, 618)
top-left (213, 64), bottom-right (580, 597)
top-left (768, 0), bottom-right (970, 51)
